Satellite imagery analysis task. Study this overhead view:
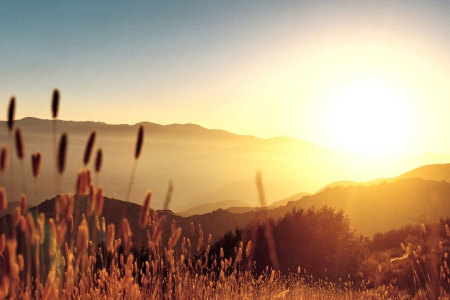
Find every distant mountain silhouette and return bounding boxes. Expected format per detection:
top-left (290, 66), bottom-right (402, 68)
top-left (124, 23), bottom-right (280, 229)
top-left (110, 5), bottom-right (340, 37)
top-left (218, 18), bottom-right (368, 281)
top-left (396, 163), bottom-right (450, 181)
top-left (287, 177), bottom-right (450, 235)
top-left (2, 118), bottom-right (450, 214)
top-left (268, 192), bottom-right (311, 208)
top-left (180, 179), bottom-right (303, 212)
top-left (178, 200), bottom-right (254, 216)
top-left (222, 176), bottom-right (450, 236)
top-left (0, 195), bottom-right (256, 247)
top-left (2, 176), bottom-right (450, 245)
top-left (317, 163), bottom-right (450, 192)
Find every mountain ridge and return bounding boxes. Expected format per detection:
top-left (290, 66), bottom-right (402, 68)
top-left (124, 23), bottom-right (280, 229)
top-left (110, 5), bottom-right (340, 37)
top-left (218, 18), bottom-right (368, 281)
top-left (2, 176), bottom-right (450, 243)
top-left (2, 118), bottom-right (450, 213)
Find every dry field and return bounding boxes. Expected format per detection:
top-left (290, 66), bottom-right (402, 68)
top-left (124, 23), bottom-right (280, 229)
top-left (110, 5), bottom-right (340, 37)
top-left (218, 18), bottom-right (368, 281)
top-left (0, 91), bottom-right (449, 299)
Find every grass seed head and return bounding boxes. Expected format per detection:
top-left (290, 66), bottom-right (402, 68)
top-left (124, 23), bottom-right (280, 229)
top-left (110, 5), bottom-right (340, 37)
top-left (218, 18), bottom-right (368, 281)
top-left (19, 215), bottom-right (26, 231)
top-left (101, 216), bottom-right (105, 232)
top-left (77, 220), bottom-right (89, 254)
top-left (76, 169), bottom-right (91, 196)
top-left (0, 145), bottom-right (7, 172)
top-left (38, 212), bottom-right (45, 244)
top-left (153, 215), bottom-right (166, 245)
top-left (58, 133), bottom-right (67, 174)
top-left (95, 215), bottom-right (100, 232)
top-left (20, 193), bottom-right (27, 213)
top-left (0, 187), bottom-right (6, 211)
top-left (7, 96), bottom-right (15, 131)
top-left (4, 238), bottom-right (19, 280)
top-left (95, 148), bottom-right (102, 173)
top-left (31, 152), bottom-right (42, 178)
top-left (107, 223), bottom-right (115, 252)
top-left (83, 131), bottom-right (96, 166)
top-left (87, 183), bottom-right (95, 216)
top-left (17, 254), bottom-right (24, 272)
top-left (69, 215), bottom-right (73, 233)
top-left (122, 218), bottom-right (133, 255)
top-left (139, 191), bottom-right (152, 228)
top-left (122, 218), bottom-right (132, 238)
top-left (169, 227), bottom-right (182, 249)
top-left (13, 206), bottom-right (21, 227)
top-left (246, 241), bottom-right (252, 257)
top-left (15, 127), bottom-right (25, 159)
top-left (56, 223), bottom-right (67, 246)
top-left (52, 89), bottom-right (59, 119)
top-left (135, 125), bottom-right (144, 159)
top-left (421, 223), bottom-right (426, 234)
top-left (96, 185), bottom-right (104, 215)
top-left (62, 193), bottom-right (74, 221)
top-left (25, 212), bottom-right (36, 243)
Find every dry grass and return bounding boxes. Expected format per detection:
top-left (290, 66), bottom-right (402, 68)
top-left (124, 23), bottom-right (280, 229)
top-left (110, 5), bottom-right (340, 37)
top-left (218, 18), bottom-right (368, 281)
top-left (0, 91), bottom-right (449, 299)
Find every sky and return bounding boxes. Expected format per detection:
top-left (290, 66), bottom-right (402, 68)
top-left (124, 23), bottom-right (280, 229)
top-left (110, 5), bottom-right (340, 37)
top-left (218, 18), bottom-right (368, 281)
top-left (2, 0), bottom-right (450, 160)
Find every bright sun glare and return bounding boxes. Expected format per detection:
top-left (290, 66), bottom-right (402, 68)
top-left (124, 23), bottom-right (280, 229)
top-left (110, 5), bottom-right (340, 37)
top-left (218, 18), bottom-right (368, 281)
top-left (324, 77), bottom-right (413, 160)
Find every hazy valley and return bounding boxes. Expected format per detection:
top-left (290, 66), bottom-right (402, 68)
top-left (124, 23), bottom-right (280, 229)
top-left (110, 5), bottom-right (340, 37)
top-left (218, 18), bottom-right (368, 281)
top-left (2, 117), bottom-right (450, 238)
top-left (3, 117), bottom-right (450, 215)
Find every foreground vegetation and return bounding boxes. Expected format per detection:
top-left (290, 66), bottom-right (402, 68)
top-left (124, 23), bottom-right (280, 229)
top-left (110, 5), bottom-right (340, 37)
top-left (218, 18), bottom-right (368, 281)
top-left (0, 91), bottom-right (449, 299)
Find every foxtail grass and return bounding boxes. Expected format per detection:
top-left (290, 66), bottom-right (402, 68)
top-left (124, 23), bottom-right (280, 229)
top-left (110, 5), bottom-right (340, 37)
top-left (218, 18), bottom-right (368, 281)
top-left (2, 89), bottom-right (448, 300)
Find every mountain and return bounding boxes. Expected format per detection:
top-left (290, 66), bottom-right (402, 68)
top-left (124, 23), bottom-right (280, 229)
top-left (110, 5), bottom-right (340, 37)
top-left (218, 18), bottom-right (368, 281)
top-left (0, 195), bottom-right (256, 249)
top-left (219, 191), bottom-right (312, 214)
top-left (2, 118), bottom-right (450, 214)
top-left (286, 178), bottom-right (450, 236)
top-left (178, 200), bottom-right (254, 216)
top-left (396, 163), bottom-right (450, 182)
top-left (180, 179), bottom-right (304, 212)
top-left (221, 177), bottom-right (450, 237)
top-left (317, 179), bottom-right (389, 193)
top-left (268, 192), bottom-right (311, 208)
top-left (2, 175), bottom-right (450, 247)
top-left (0, 118), bottom-right (351, 212)
top-left (318, 163), bottom-right (450, 192)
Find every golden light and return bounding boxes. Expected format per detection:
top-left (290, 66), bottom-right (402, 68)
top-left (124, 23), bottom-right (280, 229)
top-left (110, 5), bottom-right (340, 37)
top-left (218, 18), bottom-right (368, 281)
top-left (322, 75), bottom-right (414, 160)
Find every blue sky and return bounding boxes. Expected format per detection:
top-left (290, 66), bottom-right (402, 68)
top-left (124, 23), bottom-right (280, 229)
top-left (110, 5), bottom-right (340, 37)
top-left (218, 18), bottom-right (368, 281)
top-left (2, 1), bottom-right (450, 157)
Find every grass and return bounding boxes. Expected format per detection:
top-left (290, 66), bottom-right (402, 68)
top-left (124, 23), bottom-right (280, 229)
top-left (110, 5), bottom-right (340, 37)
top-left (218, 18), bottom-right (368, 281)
top-left (0, 91), bottom-right (449, 299)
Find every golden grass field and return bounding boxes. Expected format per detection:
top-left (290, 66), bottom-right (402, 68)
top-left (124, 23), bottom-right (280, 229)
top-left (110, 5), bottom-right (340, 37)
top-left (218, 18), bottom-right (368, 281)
top-left (0, 91), bottom-right (449, 299)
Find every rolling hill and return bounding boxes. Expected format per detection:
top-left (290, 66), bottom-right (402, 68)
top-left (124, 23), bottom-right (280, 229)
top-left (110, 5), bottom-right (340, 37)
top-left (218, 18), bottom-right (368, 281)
top-left (283, 178), bottom-right (450, 235)
top-left (0, 195), bottom-right (256, 249)
top-left (3, 172), bottom-right (450, 245)
top-left (319, 163), bottom-right (450, 191)
top-left (3, 118), bottom-right (450, 214)
top-left (178, 200), bottom-right (255, 216)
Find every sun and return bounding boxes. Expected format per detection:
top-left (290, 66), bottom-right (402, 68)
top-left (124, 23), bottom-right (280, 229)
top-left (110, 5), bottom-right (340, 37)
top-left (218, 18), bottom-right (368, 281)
top-left (323, 76), bottom-right (413, 160)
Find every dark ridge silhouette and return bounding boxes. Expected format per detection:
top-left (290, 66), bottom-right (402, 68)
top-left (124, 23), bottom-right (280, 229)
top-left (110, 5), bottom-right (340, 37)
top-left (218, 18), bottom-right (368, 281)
top-left (2, 176), bottom-right (450, 243)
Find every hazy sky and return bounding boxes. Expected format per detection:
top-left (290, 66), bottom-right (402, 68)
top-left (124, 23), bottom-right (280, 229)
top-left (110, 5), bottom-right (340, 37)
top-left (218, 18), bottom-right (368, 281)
top-left (2, 1), bottom-right (450, 159)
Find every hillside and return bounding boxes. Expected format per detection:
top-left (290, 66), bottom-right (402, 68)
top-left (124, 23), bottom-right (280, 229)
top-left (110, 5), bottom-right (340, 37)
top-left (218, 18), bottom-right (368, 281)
top-left (268, 192), bottom-right (311, 208)
top-left (0, 196), bottom-right (255, 247)
top-left (318, 163), bottom-right (450, 192)
top-left (178, 200), bottom-right (255, 216)
top-left (3, 118), bottom-right (450, 213)
top-left (396, 163), bottom-right (450, 181)
top-left (3, 176), bottom-right (450, 244)
top-left (282, 178), bottom-right (450, 235)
